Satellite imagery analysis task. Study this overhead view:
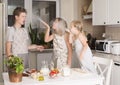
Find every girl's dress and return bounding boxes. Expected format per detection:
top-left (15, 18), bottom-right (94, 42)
top-left (74, 38), bottom-right (96, 73)
top-left (53, 34), bottom-right (68, 69)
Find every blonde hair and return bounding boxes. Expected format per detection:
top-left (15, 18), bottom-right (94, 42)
top-left (71, 20), bottom-right (83, 33)
top-left (54, 18), bottom-right (67, 36)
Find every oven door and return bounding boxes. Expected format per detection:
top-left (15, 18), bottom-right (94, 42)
top-left (95, 42), bottom-right (106, 52)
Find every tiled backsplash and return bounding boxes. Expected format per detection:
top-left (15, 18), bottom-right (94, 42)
top-left (105, 26), bottom-right (120, 41)
top-left (83, 20), bottom-right (105, 39)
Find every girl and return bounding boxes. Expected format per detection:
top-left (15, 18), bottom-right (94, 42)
top-left (40, 18), bottom-right (72, 70)
top-left (69, 20), bottom-right (96, 73)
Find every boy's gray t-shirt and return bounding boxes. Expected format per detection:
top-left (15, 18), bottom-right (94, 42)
top-left (6, 27), bottom-right (29, 56)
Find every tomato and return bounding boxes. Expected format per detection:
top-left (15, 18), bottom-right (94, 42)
top-left (49, 71), bottom-right (56, 78)
top-left (49, 68), bottom-right (59, 78)
top-left (52, 70), bottom-right (56, 73)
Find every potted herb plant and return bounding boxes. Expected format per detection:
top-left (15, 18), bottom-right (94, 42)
top-left (5, 55), bottom-right (24, 83)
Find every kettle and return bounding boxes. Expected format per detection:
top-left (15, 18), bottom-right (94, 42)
top-left (111, 42), bottom-right (120, 55)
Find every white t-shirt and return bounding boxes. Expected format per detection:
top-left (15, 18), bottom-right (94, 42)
top-left (6, 26), bottom-right (29, 55)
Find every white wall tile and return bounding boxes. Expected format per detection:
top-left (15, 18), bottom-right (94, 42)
top-left (105, 27), bottom-right (120, 41)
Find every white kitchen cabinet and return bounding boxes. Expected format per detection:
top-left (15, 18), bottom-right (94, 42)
top-left (92, 51), bottom-right (120, 85)
top-left (93, 0), bottom-right (108, 25)
top-left (108, 0), bottom-right (120, 25)
top-left (111, 64), bottom-right (120, 85)
top-left (93, 0), bottom-right (120, 25)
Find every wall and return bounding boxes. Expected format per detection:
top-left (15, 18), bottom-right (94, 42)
top-left (77, 0), bottom-right (105, 39)
top-left (60, 0), bottom-right (105, 39)
top-left (105, 26), bottom-right (120, 41)
top-left (60, 0), bottom-right (76, 26)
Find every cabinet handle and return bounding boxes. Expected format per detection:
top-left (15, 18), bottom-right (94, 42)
top-left (117, 21), bottom-right (120, 23)
top-left (104, 22), bottom-right (106, 24)
top-left (114, 63), bottom-right (120, 66)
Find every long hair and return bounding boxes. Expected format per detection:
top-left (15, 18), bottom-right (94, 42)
top-left (71, 20), bottom-right (83, 33)
top-left (54, 18), bottom-right (67, 36)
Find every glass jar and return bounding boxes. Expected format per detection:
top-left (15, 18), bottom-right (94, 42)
top-left (40, 60), bottom-right (50, 76)
top-left (62, 65), bottom-right (71, 77)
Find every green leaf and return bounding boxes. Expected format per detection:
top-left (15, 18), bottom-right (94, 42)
top-left (5, 55), bottom-right (24, 73)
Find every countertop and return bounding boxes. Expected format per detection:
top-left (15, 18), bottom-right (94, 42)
top-left (29, 48), bottom-right (120, 63)
top-left (92, 50), bottom-right (120, 63)
top-left (29, 48), bottom-right (53, 53)
top-left (3, 71), bottom-right (104, 85)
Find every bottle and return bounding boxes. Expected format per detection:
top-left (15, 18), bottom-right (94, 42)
top-left (40, 60), bottom-right (50, 76)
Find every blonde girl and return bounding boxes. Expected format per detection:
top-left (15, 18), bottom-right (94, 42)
top-left (69, 20), bottom-right (96, 73)
top-left (40, 18), bottom-right (72, 69)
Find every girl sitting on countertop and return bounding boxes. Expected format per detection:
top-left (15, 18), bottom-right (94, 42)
top-left (69, 20), bottom-right (96, 73)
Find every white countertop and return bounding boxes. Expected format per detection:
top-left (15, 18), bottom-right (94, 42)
top-left (3, 69), bottom-right (104, 85)
top-left (92, 50), bottom-right (120, 63)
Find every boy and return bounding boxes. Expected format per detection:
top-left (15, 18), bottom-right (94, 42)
top-left (6, 7), bottom-right (44, 69)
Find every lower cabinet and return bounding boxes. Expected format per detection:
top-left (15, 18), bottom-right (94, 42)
top-left (111, 64), bottom-right (120, 85)
top-left (29, 50), bottom-right (87, 70)
top-left (71, 52), bottom-right (80, 68)
top-left (36, 51), bottom-right (81, 70)
top-left (37, 53), bottom-right (53, 70)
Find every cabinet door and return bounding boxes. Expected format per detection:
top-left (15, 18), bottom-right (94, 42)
top-left (37, 53), bottom-right (53, 70)
top-left (71, 51), bottom-right (80, 68)
top-left (111, 65), bottom-right (120, 85)
top-left (108, 0), bottom-right (120, 25)
top-left (93, 0), bottom-right (108, 25)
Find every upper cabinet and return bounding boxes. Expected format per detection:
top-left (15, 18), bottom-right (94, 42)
top-left (93, 0), bottom-right (120, 25)
top-left (108, 0), bottom-right (120, 25)
top-left (93, 0), bottom-right (108, 25)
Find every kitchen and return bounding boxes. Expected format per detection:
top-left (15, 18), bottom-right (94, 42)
top-left (0, 0), bottom-right (120, 85)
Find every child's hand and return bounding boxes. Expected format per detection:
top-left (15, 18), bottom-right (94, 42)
top-left (28, 44), bottom-right (44, 51)
top-left (36, 45), bottom-right (44, 52)
top-left (39, 19), bottom-right (50, 29)
top-left (29, 44), bottom-right (38, 50)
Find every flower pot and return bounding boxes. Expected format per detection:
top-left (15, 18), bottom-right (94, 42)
top-left (8, 69), bottom-right (23, 83)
